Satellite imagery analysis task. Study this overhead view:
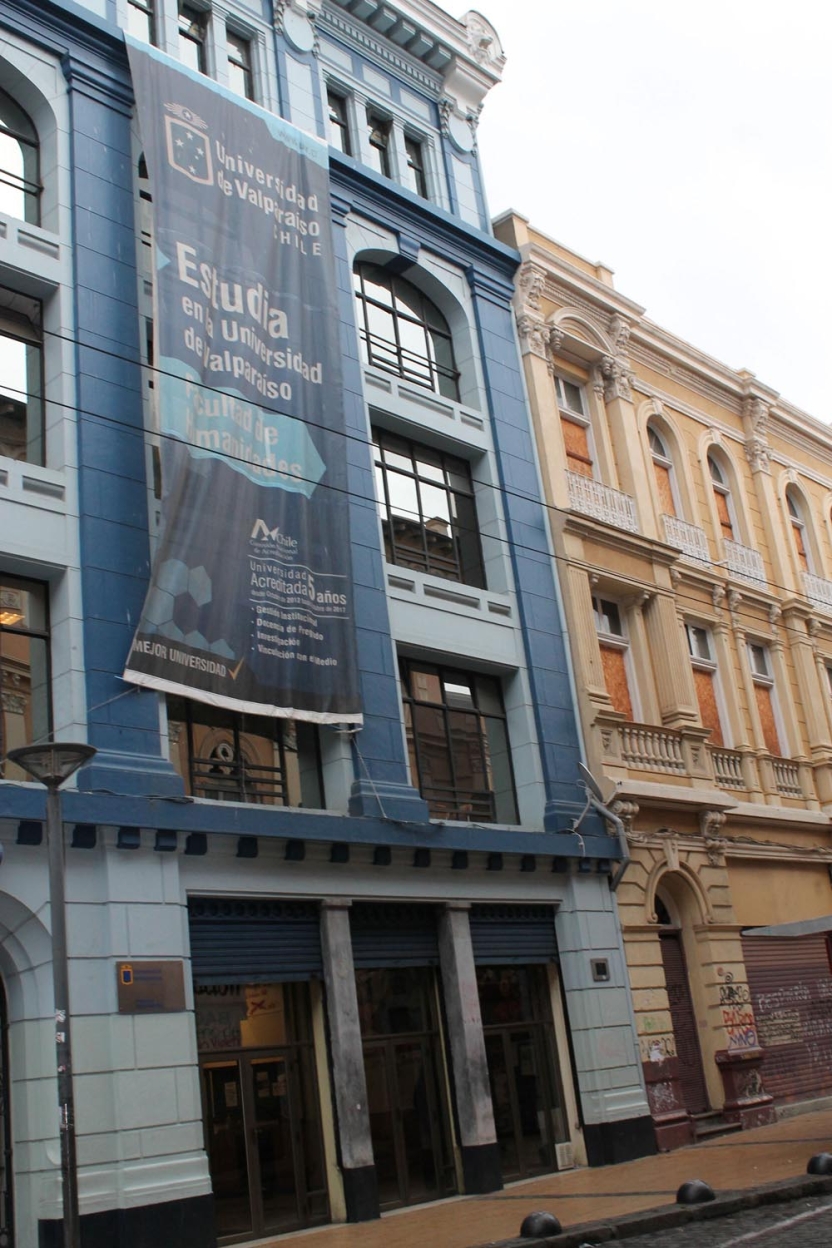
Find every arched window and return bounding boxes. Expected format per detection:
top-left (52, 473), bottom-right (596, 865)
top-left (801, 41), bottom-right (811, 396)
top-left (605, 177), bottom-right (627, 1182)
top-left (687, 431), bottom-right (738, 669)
top-left (708, 452), bottom-right (736, 542)
top-left (0, 88), bottom-right (40, 224)
top-left (648, 425), bottom-right (677, 516)
top-left (786, 488), bottom-right (812, 574)
top-left (353, 263), bottom-right (459, 400)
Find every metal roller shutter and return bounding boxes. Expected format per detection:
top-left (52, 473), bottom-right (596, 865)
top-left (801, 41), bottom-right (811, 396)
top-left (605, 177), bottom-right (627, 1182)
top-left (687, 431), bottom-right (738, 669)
top-left (188, 897), bottom-right (323, 984)
top-left (469, 904), bottom-right (558, 965)
top-left (350, 902), bottom-right (439, 968)
top-left (743, 933), bottom-right (832, 1103)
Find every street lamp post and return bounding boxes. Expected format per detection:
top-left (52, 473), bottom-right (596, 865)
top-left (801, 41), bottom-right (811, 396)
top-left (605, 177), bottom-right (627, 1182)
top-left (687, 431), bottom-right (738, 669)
top-left (7, 743), bottom-right (96, 1248)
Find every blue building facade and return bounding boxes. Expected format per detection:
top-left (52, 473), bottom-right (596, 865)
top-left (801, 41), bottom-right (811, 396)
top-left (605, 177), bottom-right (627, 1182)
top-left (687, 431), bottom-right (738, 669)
top-left (0, 0), bottom-right (653, 1244)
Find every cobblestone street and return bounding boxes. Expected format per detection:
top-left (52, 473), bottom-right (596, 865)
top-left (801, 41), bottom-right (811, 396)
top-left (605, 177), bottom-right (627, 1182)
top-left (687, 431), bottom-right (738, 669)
top-left (593, 1193), bottom-right (832, 1248)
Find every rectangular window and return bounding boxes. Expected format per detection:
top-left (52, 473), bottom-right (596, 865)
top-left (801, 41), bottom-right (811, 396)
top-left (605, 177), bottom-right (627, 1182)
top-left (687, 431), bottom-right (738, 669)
top-left (593, 596), bottom-right (634, 719)
top-left (747, 642), bottom-right (782, 757)
top-left (127, 0), bottom-right (156, 43)
top-left (367, 112), bottom-right (392, 177)
top-left (327, 90), bottom-right (351, 155)
top-left (178, 4), bottom-right (208, 74)
top-left (373, 428), bottom-right (485, 587)
top-left (0, 288), bottom-right (43, 465)
top-left (167, 696), bottom-right (323, 808)
top-left (0, 577), bottom-right (50, 780)
top-left (686, 623), bottom-right (724, 747)
top-left (227, 30), bottom-right (254, 100)
top-left (404, 135), bottom-right (427, 197)
top-left (555, 377), bottom-right (593, 477)
top-left (399, 659), bottom-right (518, 824)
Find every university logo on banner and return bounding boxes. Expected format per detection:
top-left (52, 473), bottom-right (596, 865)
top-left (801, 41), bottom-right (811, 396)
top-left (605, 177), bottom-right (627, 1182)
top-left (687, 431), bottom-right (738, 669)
top-left (123, 39), bottom-right (362, 725)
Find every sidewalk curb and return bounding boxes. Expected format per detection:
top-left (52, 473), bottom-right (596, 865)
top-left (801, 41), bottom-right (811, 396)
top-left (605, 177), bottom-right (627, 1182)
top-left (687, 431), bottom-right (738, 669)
top-left (477, 1172), bottom-right (832, 1248)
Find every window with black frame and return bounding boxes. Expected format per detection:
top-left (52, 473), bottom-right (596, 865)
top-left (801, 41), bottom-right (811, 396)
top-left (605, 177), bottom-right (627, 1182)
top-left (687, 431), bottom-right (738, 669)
top-left (0, 88), bottom-right (39, 225)
top-left (167, 696), bottom-right (323, 808)
top-left (373, 428), bottom-right (484, 586)
top-left (0, 288), bottom-right (43, 465)
top-left (399, 659), bottom-right (517, 824)
top-left (0, 578), bottom-right (50, 780)
top-left (327, 89), bottom-right (351, 155)
top-left (127, 0), bottom-right (156, 44)
top-left (353, 263), bottom-right (460, 400)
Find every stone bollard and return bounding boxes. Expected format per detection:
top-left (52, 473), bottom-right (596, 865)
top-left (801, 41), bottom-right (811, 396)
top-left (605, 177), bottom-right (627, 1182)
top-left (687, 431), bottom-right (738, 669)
top-left (807, 1152), bottom-right (832, 1175)
top-left (520, 1210), bottom-right (562, 1237)
top-left (676, 1179), bottom-right (715, 1204)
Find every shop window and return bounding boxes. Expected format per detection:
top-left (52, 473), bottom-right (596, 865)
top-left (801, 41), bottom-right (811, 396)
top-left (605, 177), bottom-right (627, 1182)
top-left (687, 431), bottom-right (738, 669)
top-left (0, 288), bottom-right (44, 465)
top-left (747, 642), bottom-right (783, 757)
top-left (593, 596), bottom-right (634, 720)
top-left (366, 111), bottom-right (392, 177)
top-left (404, 135), bottom-right (427, 197)
top-left (167, 695), bottom-right (323, 807)
top-left (786, 489), bottom-right (812, 574)
top-left (326, 89), bottom-right (351, 155)
top-left (178, 3), bottom-right (208, 74)
top-left (0, 88), bottom-right (40, 225)
top-left (0, 577), bottom-right (50, 781)
top-left (226, 30), bottom-right (254, 100)
top-left (127, 0), bottom-right (156, 44)
top-left (353, 263), bottom-right (459, 400)
top-left (399, 659), bottom-right (518, 824)
top-left (372, 428), bottom-right (484, 586)
top-left (648, 425), bottom-right (678, 517)
top-left (708, 452), bottom-right (737, 542)
top-left (555, 376), bottom-right (593, 477)
top-left (685, 623), bottom-right (725, 747)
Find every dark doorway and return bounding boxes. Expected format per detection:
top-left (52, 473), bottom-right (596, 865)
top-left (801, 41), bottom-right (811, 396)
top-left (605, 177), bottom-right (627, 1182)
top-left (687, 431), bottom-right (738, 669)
top-left (356, 966), bottom-right (455, 1210)
top-left (196, 982), bottom-right (327, 1243)
top-left (657, 900), bottom-right (709, 1115)
top-left (478, 965), bottom-right (569, 1181)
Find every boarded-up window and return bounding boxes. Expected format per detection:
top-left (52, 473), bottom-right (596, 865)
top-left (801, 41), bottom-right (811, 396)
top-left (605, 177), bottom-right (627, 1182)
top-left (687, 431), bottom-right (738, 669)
top-left (561, 416), bottom-right (593, 477)
top-left (713, 487), bottom-right (734, 539)
top-left (792, 523), bottom-right (810, 572)
top-left (600, 643), bottom-right (633, 719)
top-left (653, 460), bottom-right (676, 516)
top-left (754, 683), bottom-right (781, 757)
top-left (693, 667), bottom-right (723, 747)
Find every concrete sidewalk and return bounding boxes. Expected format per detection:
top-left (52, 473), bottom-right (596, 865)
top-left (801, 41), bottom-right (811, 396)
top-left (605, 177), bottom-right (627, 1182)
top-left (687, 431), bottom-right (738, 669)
top-left (266, 1108), bottom-right (832, 1248)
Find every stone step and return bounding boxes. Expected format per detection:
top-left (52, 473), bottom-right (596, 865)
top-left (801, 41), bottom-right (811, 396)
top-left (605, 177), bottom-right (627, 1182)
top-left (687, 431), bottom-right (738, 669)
top-left (691, 1112), bottom-right (744, 1140)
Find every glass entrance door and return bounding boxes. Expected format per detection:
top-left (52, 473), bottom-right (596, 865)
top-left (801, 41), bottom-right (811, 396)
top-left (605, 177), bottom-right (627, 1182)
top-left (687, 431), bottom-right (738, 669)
top-left (357, 967), bottom-right (455, 1209)
top-left (478, 966), bottom-right (569, 1182)
top-left (196, 983), bottom-right (328, 1244)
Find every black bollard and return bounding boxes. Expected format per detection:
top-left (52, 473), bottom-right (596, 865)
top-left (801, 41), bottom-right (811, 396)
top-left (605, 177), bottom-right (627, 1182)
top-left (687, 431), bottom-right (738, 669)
top-left (807, 1152), bottom-right (832, 1175)
top-left (520, 1210), bottom-right (562, 1237)
top-left (676, 1179), bottom-right (716, 1204)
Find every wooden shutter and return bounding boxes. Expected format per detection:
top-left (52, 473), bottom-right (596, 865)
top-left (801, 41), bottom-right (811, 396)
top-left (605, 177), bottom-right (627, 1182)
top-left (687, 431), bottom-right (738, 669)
top-left (792, 524), bottom-right (810, 572)
top-left (693, 668), bottom-right (723, 747)
top-left (600, 644), bottom-right (633, 719)
top-left (653, 461), bottom-right (676, 517)
top-left (561, 417), bottom-right (593, 477)
top-left (754, 684), bottom-right (781, 756)
top-left (713, 488), bottom-right (734, 539)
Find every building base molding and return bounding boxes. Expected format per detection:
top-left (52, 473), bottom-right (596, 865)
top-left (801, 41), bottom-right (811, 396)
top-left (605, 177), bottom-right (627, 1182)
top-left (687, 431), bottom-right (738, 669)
top-left (460, 1142), bottom-right (502, 1194)
top-left (642, 1058), bottom-right (693, 1150)
top-left (583, 1115), bottom-right (657, 1167)
top-left (715, 1048), bottom-right (777, 1130)
top-left (342, 1164), bottom-right (380, 1223)
top-left (38, 1194), bottom-right (215, 1248)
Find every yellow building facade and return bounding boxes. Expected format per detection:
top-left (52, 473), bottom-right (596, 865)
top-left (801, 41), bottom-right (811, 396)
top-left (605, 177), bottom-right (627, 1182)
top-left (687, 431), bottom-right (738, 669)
top-left (496, 211), bottom-right (832, 1147)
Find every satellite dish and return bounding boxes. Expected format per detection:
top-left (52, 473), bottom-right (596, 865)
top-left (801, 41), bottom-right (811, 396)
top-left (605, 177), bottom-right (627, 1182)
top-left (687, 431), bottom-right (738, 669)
top-left (578, 761), bottom-right (605, 802)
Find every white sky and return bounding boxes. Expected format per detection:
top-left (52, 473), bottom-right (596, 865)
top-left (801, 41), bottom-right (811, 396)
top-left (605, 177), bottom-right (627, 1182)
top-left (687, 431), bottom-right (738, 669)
top-left (460, 1), bottom-right (831, 422)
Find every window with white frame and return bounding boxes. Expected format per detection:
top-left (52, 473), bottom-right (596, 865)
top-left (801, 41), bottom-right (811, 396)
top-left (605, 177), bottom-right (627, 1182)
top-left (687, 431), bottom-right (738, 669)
top-left (685, 623), bottom-right (726, 747)
top-left (747, 641), bottom-right (784, 757)
top-left (555, 375), bottom-right (593, 478)
top-left (178, 3), bottom-right (208, 74)
top-left (593, 595), bottom-right (635, 719)
top-left (708, 452), bottom-right (737, 542)
top-left (0, 87), bottom-right (40, 225)
top-left (226, 30), bottom-right (254, 100)
top-left (649, 425), bottom-right (678, 517)
top-left (0, 288), bottom-right (44, 465)
top-left (786, 489), bottom-right (813, 574)
top-left (127, 0), bottom-right (156, 44)
top-left (366, 110), bottom-right (392, 177)
top-left (404, 134), bottom-right (427, 197)
top-left (326, 88), bottom-right (351, 155)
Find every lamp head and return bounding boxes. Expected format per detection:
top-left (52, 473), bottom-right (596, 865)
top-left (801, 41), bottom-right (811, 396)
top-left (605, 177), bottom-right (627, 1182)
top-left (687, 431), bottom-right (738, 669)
top-left (7, 743), bottom-right (96, 788)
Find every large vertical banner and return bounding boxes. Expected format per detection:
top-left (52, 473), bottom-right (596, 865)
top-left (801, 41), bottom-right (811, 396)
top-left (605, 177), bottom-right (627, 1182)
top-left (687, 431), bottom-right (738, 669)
top-left (124, 42), bottom-right (361, 724)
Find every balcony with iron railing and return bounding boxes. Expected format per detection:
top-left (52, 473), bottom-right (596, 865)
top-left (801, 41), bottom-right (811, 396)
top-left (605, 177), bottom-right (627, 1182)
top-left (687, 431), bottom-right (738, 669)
top-left (803, 571), bottom-right (832, 617)
top-left (662, 514), bottom-right (710, 564)
top-left (566, 471), bottom-right (639, 533)
top-left (724, 538), bottom-right (766, 588)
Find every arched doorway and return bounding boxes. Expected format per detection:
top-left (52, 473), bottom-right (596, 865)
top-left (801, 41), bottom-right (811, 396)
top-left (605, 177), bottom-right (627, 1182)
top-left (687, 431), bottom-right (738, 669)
top-left (655, 896), bottom-right (709, 1115)
top-left (0, 979), bottom-right (13, 1246)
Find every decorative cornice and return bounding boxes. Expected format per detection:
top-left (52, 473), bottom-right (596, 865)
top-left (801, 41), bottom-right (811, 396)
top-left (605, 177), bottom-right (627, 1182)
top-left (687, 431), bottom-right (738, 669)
top-left (515, 312), bottom-right (549, 360)
top-left (319, 9), bottom-right (445, 94)
top-left (628, 829), bottom-right (832, 864)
